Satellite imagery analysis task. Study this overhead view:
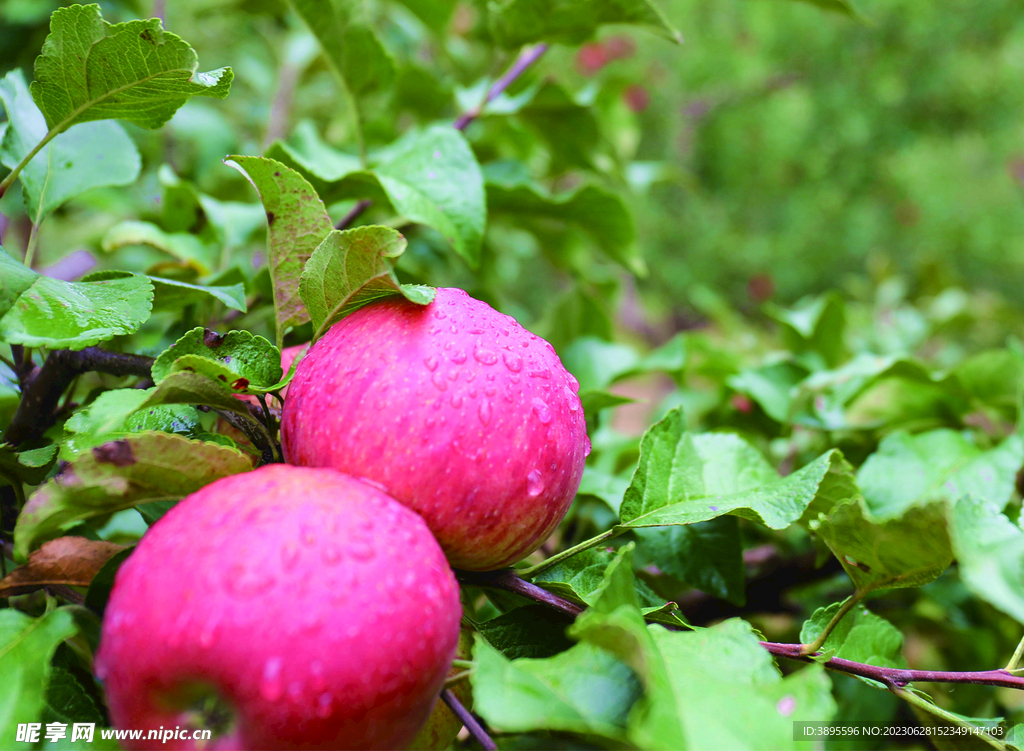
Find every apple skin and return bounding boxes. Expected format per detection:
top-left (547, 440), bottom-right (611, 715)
top-left (408, 629), bottom-right (474, 750)
top-left (94, 464), bottom-right (462, 750)
top-left (281, 288), bottom-right (590, 571)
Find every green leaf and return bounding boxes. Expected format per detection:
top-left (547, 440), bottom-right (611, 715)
top-left (488, 0), bottom-right (681, 47)
top-left (43, 665), bottom-right (105, 727)
top-left (470, 634), bottom-right (641, 739)
top-left (224, 156), bottom-right (334, 346)
top-left (952, 349), bottom-right (1024, 416)
top-left (271, 125), bottom-right (486, 266)
top-left (576, 467), bottom-right (631, 515)
top-left (949, 495), bottom-right (1024, 626)
top-left (578, 390), bottom-right (634, 415)
top-left (790, 0), bottom-right (863, 18)
top-left (101, 221), bottom-right (216, 272)
top-left (0, 608), bottom-right (78, 739)
top-left (285, 0), bottom-right (395, 98)
top-left (61, 388), bottom-right (201, 460)
top-left (619, 407), bottom-right (857, 530)
top-left (767, 292), bottom-right (846, 369)
top-left (800, 602), bottom-right (906, 677)
top-left (300, 226), bottom-right (435, 342)
top-left (0, 250), bottom-right (153, 350)
top-left (0, 444), bottom-right (58, 487)
top-left (474, 606), bottom-right (575, 660)
top-left (13, 433), bottom-right (252, 558)
top-left (633, 518), bottom-right (745, 605)
top-left (149, 276), bottom-right (246, 313)
top-left (152, 327), bottom-right (283, 393)
top-left (561, 336), bottom-right (640, 392)
top-left (487, 167), bottom-right (642, 273)
top-left (129, 370), bottom-right (268, 427)
top-left (727, 360), bottom-right (810, 423)
top-left (30, 4), bottom-right (232, 132)
top-left (810, 499), bottom-right (952, 594)
top-left (571, 612), bottom-right (835, 750)
top-left (83, 547), bottom-right (133, 618)
top-left (857, 430), bottom-right (1024, 517)
top-left (0, 70), bottom-right (140, 224)
top-left (532, 545), bottom-right (689, 628)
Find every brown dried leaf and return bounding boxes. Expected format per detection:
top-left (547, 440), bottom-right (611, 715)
top-left (0, 537), bottom-right (128, 598)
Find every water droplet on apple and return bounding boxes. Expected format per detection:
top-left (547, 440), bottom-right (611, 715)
top-left (432, 372), bottom-right (447, 391)
top-left (321, 544), bottom-right (341, 565)
top-left (281, 541), bottom-right (300, 569)
top-left (316, 692), bottom-right (334, 718)
top-left (310, 660), bottom-right (326, 690)
top-left (502, 352), bottom-right (523, 372)
top-left (350, 540), bottom-right (374, 560)
top-left (532, 398), bottom-right (551, 424)
top-left (478, 400), bottom-right (493, 426)
top-left (473, 346), bottom-right (498, 365)
top-left (451, 395), bottom-right (464, 408)
top-left (452, 350), bottom-right (467, 364)
top-left (529, 368), bottom-right (551, 379)
top-left (424, 356), bottom-right (439, 371)
top-left (527, 470), bottom-right (545, 497)
top-left (260, 657), bottom-right (284, 701)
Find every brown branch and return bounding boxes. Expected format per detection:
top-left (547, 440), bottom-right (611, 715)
top-left (3, 347), bottom-right (154, 447)
top-left (441, 689), bottom-right (497, 751)
top-left (460, 569), bottom-right (1024, 693)
top-left (456, 568), bottom-right (583, 618)
top-left (454, 43), bottom-right (549, 131)
top-left (335, 43), bottom-right (549, 231)
top-left (762, 642), bottom-right (1024, 691)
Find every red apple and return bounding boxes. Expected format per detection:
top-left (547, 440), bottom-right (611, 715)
top-left (95, 464), bottom-right (462, 750)
top-left (281, 287), bottom-right (589, 571)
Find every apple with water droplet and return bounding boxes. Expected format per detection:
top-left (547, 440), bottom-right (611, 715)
top-left (281, 288), bottom-right (590, 571)
top-left (95, 464), bottom-right (462, 750)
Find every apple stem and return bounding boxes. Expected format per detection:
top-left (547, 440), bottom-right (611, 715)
top-left (456, 568), bottom-right (583, 618)
top-left (441, 688), bottom-right (496, 751)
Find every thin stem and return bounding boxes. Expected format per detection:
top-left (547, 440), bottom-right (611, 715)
top-left (23, 223), bottom-right (40, 268)
top-left (457, 568), bottom-right (584, 619)
top-left (0, 128), bottom-right (60, 202)
top-left (335, 42), bottom-right (549, 231)
top-left (463, 568), bottom-right (1024, 694)
top-left (335, 199), bottom-right (373, 230)
top-left (443, 670), bottom-right (473, 688)
top-left (452, 658), bottom-right (475, 670)
top-left (454, 44), bottom-right (549, 131)
top-left (892, 686), bottom-right (1006, 751)
top-left (518, 528), bottom-right (622, 579)
top-left (799, 590), bottom-right (865, 656)
top-left (440, 689), bottom-right (496, 751)
top-left (1006, 635), bottom-right (1024, 671)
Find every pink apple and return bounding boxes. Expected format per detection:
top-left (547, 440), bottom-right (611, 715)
top-left (281, 288), bottom-right (589, 571)
top-left (95, 464), bottom-right (462, 750)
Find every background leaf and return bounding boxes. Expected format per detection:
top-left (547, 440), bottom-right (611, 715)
top-left (13, 433), bottom-right (252, 558)
top-left (0, 70), bottom-right (140, 224)
top-left (30, 4), bottom-right (232, 131)
top-left (488, 0), bottom-right (682, 47)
